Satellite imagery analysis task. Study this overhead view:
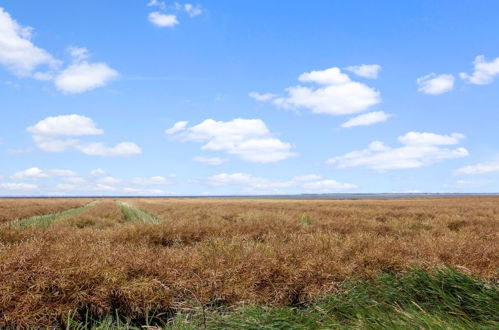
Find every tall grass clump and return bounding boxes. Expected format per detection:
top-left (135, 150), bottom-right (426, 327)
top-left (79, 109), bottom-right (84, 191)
top-left (208, 268), bottom-right (499, 329)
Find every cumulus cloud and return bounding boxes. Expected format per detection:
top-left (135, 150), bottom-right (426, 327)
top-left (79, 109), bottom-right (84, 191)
top-left (131, 176), bottom-right (173, 185)
top-left (203, 173), bottom-right (356, 194)
top-left (91, 168), bottom-right (106, 176)
top-left (166, 118), bottom-right (295, 163)
top-left (0, 182), bottom-right (38, 192)
top-left (12, 167), bottom-right (76, 180)
top-left (148, 12), bottom-right (179, 27)
top-left (345, 64), bottom-right (381, 79)
top-left (28, 114), bottom-right (141, 156)
top-left (417, 73), bottom-right (455, 95)
top-left (327, 132), bottom-right (468, 170)
top-left (460, 55), bottom-right (499, 85)
top-left (55, 61), bottom-right (118, 94)
top-left (341, 111), bottom-right (391, 128)
top-left (0, 8), bottom-right (58, 76)
top-left (184, 4), bottom-right (202, 17)
top-left (165, 121), bottom-right (188, 134)
top-left (455, 160), bottom-right (499, 175)
top-left (193, 156), bottom-right (227, 166)
top-left (251, 67), bottom-right (381, 115)
top-left (147, 0), bottom-right (166, 10)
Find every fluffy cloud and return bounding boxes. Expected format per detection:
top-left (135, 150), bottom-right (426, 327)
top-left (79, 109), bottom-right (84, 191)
top-left (193, 156), bottom-right (227, 166)
top-left (131, 176), bottom-right (173, 185)
top-left (12, 167), bottom-right (76, 180)
top-left (455, 160), bottom-right (499, 175)
top-left (147, 0), bottom-right (166, 10)
top-left (55, 61), bottom-right (118, 94)
top-left (164, 121), bottom-right (188, 134)
top-left (148, 12), bottom-right (179, 27)
top-left (0, 182), bottom-right (38, 192)
top-left (460, 55), bottom-right (499, 85)
top-left (345, 64), bottom-right (381, 79)
top-left (250, 67), bottom-right (381, 115)
top-left (91, 168), bottom-right (106, 176)
top-left (184, 4), bottom-right (202, 17)
top-left (28, 114), bottom-right (103, 137)
top-left (28, 115), bottom-right (141, 156)
top-left (341, 111), bottom-right (391, 128)
top-left (417, 73), bottom-right (455, 95)
top-left (0, 8), bottom-right (57, 76)
top-left (166, 118), bottom-right (295, 163)
top-left (203, 173), bottom-right (356, 194)
top-left (327, 132), bottom-right (468, 170)
top-left (76, 142), bottom-right (141, 156)
top-left (249, 92), bottom-right (278, 102)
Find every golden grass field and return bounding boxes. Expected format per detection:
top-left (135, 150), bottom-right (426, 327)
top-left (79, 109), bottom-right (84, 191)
top-left (0, 197), bottom-right (497, 327)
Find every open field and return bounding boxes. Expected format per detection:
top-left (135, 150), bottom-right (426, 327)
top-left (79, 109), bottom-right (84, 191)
top-left (0, 197), bottom-right (497, 328)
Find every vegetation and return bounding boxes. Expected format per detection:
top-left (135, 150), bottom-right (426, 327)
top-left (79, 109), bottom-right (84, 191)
top-left (0, 197), bottom-right (496, 328)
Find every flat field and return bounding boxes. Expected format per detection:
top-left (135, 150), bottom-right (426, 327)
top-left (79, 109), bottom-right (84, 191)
top-left (0, 197), bottom-right (497, 328)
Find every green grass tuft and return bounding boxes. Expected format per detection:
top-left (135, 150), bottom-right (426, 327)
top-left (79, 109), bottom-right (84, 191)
top-left (117, 201), bottom-right (162, 224)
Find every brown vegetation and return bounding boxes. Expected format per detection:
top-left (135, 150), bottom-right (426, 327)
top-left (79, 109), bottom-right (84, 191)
top-left (0, 197), bottom-right (497, 327)
top-left (0, 198), bottom-right (93, 223)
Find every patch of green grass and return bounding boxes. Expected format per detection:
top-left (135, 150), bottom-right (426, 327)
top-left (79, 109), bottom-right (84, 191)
top-left (10, 201), bottom-right (98, 228)
top-left (65, 268), bottom-right (498, 329)
top-left (117, 201), bottom-right (161, 224)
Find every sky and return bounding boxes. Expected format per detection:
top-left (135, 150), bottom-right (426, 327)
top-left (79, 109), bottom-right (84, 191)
top-left (1, 0), bottom-right (499, 196)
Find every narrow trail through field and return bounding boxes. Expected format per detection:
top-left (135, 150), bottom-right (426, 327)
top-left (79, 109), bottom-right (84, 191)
top-left (116, 200), bottom-right (162, 224)
top-left (9, 201), bottom-right (98, 228)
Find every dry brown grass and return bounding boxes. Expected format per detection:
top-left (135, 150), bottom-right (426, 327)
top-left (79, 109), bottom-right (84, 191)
top-left (0, 198), bottom-right (93, 223)
top-left (0, 197), bottom-right (497, 327)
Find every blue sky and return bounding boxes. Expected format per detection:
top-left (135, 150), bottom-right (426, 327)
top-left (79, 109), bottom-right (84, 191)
top-left (1, 0), bottom-right (498, 196)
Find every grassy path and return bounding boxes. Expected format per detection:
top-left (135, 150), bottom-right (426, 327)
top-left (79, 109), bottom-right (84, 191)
top-left (116, 201), bottom-right (162, 224)
top-left (10, 201), bottom-right (98, 228)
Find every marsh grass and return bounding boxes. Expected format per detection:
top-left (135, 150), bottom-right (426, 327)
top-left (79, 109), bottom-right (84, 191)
top-left (117, 201), bottom-right (162, 224)
top-left (9, 201), bottom-right (98, 228)
top-left (65, 268), bottom-right (499, 329)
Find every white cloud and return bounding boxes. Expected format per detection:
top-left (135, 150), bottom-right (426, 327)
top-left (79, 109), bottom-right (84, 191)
top-left (148, 12), bottom-right (179, 27)
top-left (61, 176), bottom-right (86, 184)
top-left (167, 118), bottom-right (295, 163)
top-left (28, 114), bottom-right (103, 137)
top-left (417, 73), bottom-right (455, 95)
top-left (0, 182), bottom-right (38, 192)
top-left (345, 64), bottom-right (381, 79)
top-left (455, 160), bottom-right (499, 175)
top-left (122, 187), bottom-right (166, 195)
top-left (193, 156), bottom-right (227, 166)
top-left (302, 179), bottom-right (357, 192)
top-left (147, 0), bottom-right (166, 10)
top-left (91, 168), bottom-right (106, 176)
top-left (165, 121), bottom-right (188, 134)
top-left (327, 132), bottom-right (468, 170)
top-left (249, 92), bottom-right (278, 102)
top-left (131, 176), bottom-right (173, 185)
top-left (0, 8), bottom-right (57, 76)
top-left (67, 46), bottom-right (89, 62)
top-left (54, 61), bottom-right (118, 94)
top-left (252, 67), bottom-right (380, 115)
top-left (184, 4), bottom-right (202, 17)
top-left (76, 142), bottom-right (141, 156)
top-left (460, 55), bottom-right (499, 85)
top-left (203, 173), bottom-right (356, 194)
top-left (28, 115), bottom-right (141, 156)
top-left (6, 147), bottom-right (33, 155)
top-left (12, 167), bottom-right (77, 180)
top-left (98, 176), bottom-right (122, 185)
top-left (341, 111), bottom-right (391, 128)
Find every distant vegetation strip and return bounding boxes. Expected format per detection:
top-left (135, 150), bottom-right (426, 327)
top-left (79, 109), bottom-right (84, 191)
top-left (66, 267), bottom-right (499, 329)
top-left (10, 201), bottom-right (98, 228)
top-left (116, 201), bottom-right (162, 224)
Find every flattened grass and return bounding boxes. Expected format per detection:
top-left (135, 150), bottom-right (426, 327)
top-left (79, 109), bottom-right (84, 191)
top-left (9, 201), bottom-right (98, 228)
top-left (117, 201), bottom-right (161, 224)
